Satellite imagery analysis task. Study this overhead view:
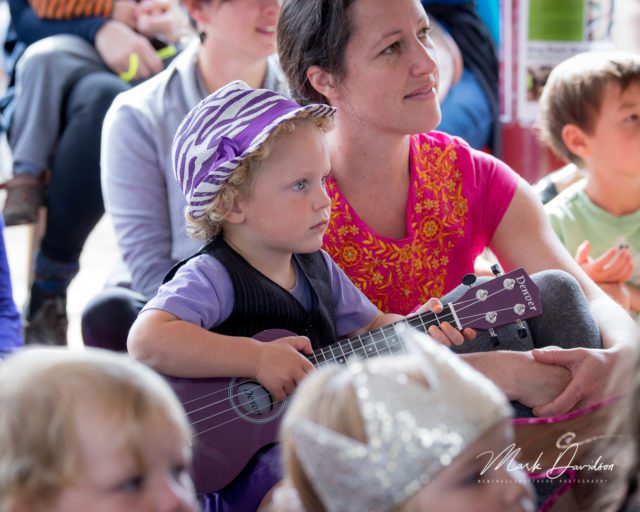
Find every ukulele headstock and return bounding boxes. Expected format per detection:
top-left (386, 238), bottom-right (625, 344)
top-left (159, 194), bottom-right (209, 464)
top-left (451, 268), bottom-right (542, 331)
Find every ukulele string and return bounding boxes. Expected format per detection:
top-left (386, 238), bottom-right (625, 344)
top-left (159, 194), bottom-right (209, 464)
top-left (185, 306), bottom-right (518, 434)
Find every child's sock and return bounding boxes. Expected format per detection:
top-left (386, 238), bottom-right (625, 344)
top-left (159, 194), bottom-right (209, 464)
top-left (27, 253), bottom-right (79, 319)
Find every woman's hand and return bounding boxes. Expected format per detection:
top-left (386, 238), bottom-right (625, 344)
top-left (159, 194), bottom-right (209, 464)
top-left (504, 350), bottom-right (572, 411)
top-left (95, 20), bottom-right (164, 80)
top-left (530, 346), bottom-right (633, 416)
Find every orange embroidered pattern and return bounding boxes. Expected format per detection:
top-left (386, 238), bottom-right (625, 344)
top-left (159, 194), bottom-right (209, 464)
top-left (323, 136), bottom-right (469, 315)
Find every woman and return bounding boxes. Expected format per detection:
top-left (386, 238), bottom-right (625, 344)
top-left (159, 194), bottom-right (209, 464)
top-left (277, 0), bottom-right (638, 418)
top-left (83, 0), bottom-right (286, 348)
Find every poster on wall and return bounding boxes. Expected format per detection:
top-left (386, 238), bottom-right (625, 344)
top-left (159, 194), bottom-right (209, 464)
top-left (516, 0), bottom-right (615, 123)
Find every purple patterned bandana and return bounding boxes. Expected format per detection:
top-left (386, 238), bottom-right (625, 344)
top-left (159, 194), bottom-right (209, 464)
top-left (172, 80), bottom-right (336, 220)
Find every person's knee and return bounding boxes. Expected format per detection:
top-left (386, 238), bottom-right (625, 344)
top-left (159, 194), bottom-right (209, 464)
top-left (67, 73), bottom-right (129, 118)
top-left (17, 35), bottom-right (93, 81)
top-left (81, 288), bottom-right (145, 351)
top-left (533, 269), bottom-right (583, 307)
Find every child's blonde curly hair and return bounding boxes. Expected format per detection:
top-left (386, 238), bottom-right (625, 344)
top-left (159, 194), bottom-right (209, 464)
top-left (186, 115), bottom-right (334, 241)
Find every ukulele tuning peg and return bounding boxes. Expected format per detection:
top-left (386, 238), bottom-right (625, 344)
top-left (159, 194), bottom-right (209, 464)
top-left (462, 273), bottom-right (477, 287)
top-left (516, 319), bottom-right (528, 339)
top-left (489, 327), bottom-right (499, 347)
top-left (490, 264), bottom-right (503, 277)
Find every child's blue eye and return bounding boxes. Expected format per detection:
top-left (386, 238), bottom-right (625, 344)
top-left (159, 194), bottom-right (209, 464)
top-left (171, 464), bottom-right (190, 482)
top-left (293, 180), bottom-right (306, 191)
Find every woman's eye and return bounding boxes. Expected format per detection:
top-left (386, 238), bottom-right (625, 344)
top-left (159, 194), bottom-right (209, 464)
top-left (418, 27), bottom-right (431, 42)
top-left (624, 113), bottom-right (640, 123)
top-left (382, 41), bottom-right (401, 55)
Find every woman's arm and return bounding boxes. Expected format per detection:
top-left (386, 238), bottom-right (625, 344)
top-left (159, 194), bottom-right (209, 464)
top-left (102, 101), bottom-right (178, 299)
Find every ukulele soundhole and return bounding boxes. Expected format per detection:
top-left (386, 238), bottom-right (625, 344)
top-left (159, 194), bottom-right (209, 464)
top-left (230, 378), bottom-right (288, 424)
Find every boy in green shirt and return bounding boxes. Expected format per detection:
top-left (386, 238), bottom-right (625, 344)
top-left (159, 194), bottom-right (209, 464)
top-left (538, 51), bottom-right (640, 315)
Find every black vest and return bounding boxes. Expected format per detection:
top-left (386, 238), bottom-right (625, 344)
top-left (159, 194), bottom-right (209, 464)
top-left (164, 237), bottom-right (336, 350)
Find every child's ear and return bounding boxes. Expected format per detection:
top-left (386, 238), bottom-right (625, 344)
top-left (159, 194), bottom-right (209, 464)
top-left (561, 124), bottom-right (591, 159)
top-left (223, 199), bottom-right (246, 224)
top-left (306, 66), bottom-right (338, 102)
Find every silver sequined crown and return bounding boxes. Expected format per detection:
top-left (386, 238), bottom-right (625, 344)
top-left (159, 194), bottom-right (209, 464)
top-left (285, 327), bottom-right (512, 512)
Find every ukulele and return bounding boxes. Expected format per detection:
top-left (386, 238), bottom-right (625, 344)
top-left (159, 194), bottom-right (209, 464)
top-left (166, 267), bottom-right (543, 494)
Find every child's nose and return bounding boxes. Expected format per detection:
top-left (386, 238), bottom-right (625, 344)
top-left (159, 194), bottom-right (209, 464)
top-left (315, 184), bottom-right (332, 210)
top-left (497, 467), bottom-right (535, 510)
top-left (155, 477), bottom-right (196, 512)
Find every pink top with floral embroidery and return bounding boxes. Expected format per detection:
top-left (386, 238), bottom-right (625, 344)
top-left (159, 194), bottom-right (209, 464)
top-left (322, 131), bottom-right (519, 315)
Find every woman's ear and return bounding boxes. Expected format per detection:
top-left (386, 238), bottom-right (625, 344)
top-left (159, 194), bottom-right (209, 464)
top-left (182, 0), bottom-right (208, 28)
top-left (561, 124), bottom-right (591, 160)
top-left (306, 65), bottom-right (338, 102)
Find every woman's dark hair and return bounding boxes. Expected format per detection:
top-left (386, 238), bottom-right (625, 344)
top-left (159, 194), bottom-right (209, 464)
top-left (278, 0), bottom-right (358, 105)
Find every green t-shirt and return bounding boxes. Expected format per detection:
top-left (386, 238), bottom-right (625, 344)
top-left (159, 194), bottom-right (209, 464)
top-left (545, 182), bottom-right (640, 289)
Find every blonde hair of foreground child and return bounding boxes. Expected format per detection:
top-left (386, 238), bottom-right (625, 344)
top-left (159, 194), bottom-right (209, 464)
top-left (277, 327), bottom-right (536, 512)
top-left (0, 347), bottom-right (197, 512)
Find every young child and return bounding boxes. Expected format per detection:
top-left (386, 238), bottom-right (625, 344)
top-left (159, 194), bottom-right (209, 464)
top-left (128, 80), bottom-right (466, 510)
top-left (538, 51), bottom-right (640, 317)
top-left (274, 327), bottom-right (536, 512)
top-left (0, 346), bottom-right (198, 511)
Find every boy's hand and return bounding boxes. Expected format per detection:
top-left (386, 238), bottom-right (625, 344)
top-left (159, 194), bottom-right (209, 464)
top-left (254, 336), bottom-right (314, 401)
top-left (413, 298), bottom-right (477, 347)
top-left (575, 240), bottom-right (634, 283)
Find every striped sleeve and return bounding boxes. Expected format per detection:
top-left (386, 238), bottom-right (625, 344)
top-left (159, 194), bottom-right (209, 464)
top-left (29, 0), bottom-right (113, 19)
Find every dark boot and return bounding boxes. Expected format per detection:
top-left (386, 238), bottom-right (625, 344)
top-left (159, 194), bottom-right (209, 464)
top-left (1, 172), bottom-right (46, 226)
top-left (24, 284), bottom-right (68, 346)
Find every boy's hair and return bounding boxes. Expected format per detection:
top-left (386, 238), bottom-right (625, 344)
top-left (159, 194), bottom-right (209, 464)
top-left (187, 115), bottom-right (334, 240)
top-left (172, 80), bottom-right (335, 231)
top-left (279, 328), bottom-right (511, 512)
top-left (537, 51), bottom-right (640, 166)
top-left (0, 347), bottom-right (191, 510)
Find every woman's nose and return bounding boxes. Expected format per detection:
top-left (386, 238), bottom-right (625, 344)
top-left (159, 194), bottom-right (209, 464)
top-left (410, 40), bottom-right (438, 77)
